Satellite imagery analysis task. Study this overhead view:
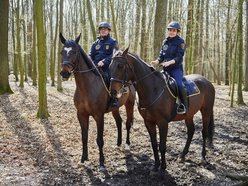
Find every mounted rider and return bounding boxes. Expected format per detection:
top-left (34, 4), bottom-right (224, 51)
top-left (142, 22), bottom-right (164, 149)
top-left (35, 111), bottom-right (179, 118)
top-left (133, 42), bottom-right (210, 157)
top-left (89, 22), bottom-right (119, 107)
top-left (151, 21), bottom-right (188, 114)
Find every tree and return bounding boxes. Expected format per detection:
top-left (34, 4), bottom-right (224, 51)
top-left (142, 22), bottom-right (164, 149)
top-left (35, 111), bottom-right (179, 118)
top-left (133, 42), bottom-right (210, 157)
top-left (244, 0), bottom-right (248, 91)
top-left (86, 0), bottom-right (96, 40)
top-left (57, 0), bottom-right (64, 92)
top-left (236, 0), bottom-right (245, 105)
top-left (32, 0), bottom-right (37, 86)
top-left (35, 0), bottom-right (49, 118)
top-left (0, 0), bottom-right (13, 95)
top-left (16, 0), bottom-right (24, 87)
top-left (185, 0), bottom-right (194, 74)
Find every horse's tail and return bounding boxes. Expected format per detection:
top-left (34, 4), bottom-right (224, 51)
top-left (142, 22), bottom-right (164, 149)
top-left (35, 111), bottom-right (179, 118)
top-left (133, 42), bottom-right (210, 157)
top-left (207, 113), bottom-right (215, 148)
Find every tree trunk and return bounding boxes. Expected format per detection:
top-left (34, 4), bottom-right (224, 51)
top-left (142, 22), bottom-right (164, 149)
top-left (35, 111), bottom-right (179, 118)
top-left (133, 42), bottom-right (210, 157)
top-left (236, 0), bottom-right (245, 105)
top-left (11, 0), bottom-right (19, 81)
top-left (35, 0), bottom-right (49, 118)
top-left (16, 0), bottom-right (24, 87)
top-left (22, 0), bottom-right (28, 82)
top-left (203, 0), bottom-right (209, 76)
top-left (225, 0), bottom-right (232, 85)
top-left (0, 0), bottom-right (13, 94)
top-left (86, 0), bottom-right (96, 40)
top-left (185, 0), bottom-right (194, 74)
top-left (140, 0), bottom-right (147, 60)
top-left (109, 0), bottom-right (118, 41)
top-left (57, 0), bottom-right (64, 92)
top-left (244, 0), bottom-right (248, 91)
top-left (32, 0), bottom-right (37, 86)
top-left (133, 0), bottom-right (141, 54)
top-left (153, 0), bottom-right (167, 59)
top-left (49, 1), bottom-right (55, 86)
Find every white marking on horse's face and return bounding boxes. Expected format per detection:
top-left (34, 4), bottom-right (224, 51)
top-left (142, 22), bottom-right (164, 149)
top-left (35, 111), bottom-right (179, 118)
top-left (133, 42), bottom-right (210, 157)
top-left (64, 47), bottom-right (72, 56)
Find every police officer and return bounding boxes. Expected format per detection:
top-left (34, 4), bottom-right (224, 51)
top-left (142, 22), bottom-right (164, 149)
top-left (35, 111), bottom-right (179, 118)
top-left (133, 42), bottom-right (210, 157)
top-left (89, 21), bottom-right (119, 107)
top-left (151, 21), bottom-right (188, 114)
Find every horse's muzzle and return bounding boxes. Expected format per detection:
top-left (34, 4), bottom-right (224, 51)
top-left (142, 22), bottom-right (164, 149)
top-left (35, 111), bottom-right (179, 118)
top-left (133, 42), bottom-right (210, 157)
top-left (60, 71), bottom-right (71, 81)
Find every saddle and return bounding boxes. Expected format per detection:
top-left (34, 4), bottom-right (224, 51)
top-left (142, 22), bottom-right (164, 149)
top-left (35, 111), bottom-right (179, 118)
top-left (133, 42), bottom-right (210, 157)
top-left (162, 71), bottom-right (200, 98)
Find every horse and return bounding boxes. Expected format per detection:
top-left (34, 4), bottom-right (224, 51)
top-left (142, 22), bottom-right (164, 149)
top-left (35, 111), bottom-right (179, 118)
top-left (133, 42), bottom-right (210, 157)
top-left (109, 48), bottom-right (215, 172)
top-left (59, 33), bottom-right (135, 169)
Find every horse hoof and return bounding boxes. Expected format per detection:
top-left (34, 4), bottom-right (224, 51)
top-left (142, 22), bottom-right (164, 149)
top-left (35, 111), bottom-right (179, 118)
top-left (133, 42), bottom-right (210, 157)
top-left (201, 159), bottom-right (208, 166)
top-left (124, 144), bottom-right (130, 151)
top-left (99, 166), bottom-right (106, 172)
top-left (178, 156), bottom-right (185, 163)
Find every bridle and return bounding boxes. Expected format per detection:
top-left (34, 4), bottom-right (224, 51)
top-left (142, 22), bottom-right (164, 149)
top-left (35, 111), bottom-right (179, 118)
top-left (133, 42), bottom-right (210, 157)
top-left (110, 56), bottom-right (156, 87)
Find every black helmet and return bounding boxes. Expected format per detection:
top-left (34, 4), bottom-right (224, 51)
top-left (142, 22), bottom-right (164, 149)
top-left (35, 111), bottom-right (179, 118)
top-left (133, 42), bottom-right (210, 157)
top-left (167, 21), bottom-right (181, 31)
top-left (98, 22), bottom-right (111, 30)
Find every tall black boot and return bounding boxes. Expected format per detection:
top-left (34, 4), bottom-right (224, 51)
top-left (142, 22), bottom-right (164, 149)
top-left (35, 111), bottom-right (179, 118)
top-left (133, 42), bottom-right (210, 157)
top-left (177, 87), bottom-right (188, 114)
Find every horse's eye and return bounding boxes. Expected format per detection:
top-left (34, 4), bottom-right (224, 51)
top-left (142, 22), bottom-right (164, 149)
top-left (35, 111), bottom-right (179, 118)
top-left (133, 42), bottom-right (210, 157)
top-left (71, 51), bottom-right (77, 54)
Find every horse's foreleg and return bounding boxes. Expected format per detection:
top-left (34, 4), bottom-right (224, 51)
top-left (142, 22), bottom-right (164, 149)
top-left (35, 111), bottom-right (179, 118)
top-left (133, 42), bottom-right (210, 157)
top-left (180, 118), bottom-right (195, 161)
top-left (112, 109), bottom-right (122, 146)
top-left (95, 114), bottom-right (105, 168)
top-left (77, 112), bottom-right (89, 163)
top-left (158, 120), bottom-right (169, 171)
top-left (145, 121), bottom-right (160, 170)
top-left (124, 99), bottom-right (134, 146)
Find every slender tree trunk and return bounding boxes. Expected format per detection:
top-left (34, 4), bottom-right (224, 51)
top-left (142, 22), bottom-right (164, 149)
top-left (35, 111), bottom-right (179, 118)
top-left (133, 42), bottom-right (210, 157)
top-left (185, 0), bottom-right (194, 74)
top-left (192, 0), bottom-right (200, 74)
top-left (109, 0), bottom-right (118, 41)
top-left (11, 0), bottom-right (19, 81)
top-left (16, 0), bottom-right (24, 87)
top-left (203, 0), bottom-right (209, 76)
top-left (236, 0), bottom-right (245, 105)
top-left (22, 0), bottom-right (28, 82)
top-left (0, 0), bottom-right (13, 94)
top-left (244, 0), bottom-right (248, 91)
top-left (134, 0), bottom-right (141, 54)
top-left (153, 0), bottom-right (167, 59)
top-left (57, 0), bottom-right (64, 92)
top-left (225, 0), bottom-right (232, 85)
top-left (49, 1), bottom-right (55, 86)
top-left (32, 0), bottom-right (37, 86)
top-left (35, 0), bottom-right (49, 118)
top-left (140, 0), bottom-right (147, 60)
top-left (86, 0), bottom-right (96, 40)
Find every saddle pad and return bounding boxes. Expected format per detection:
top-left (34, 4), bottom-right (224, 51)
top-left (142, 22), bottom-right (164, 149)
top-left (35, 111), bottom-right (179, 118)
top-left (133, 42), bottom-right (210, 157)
top-left (182, 78), bottom-right (200, 97)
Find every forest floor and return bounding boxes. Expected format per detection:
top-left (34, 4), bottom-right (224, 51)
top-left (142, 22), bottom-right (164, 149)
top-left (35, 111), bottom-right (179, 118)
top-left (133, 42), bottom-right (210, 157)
top-left (0, 77), bottom-right (248, 186)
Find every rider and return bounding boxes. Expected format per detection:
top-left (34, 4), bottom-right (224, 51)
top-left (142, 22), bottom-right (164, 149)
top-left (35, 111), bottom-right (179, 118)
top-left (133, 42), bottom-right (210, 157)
top-left (89, 21), bottom-right (119, 107)
top-left (151, 21), bottom-right (188, 114)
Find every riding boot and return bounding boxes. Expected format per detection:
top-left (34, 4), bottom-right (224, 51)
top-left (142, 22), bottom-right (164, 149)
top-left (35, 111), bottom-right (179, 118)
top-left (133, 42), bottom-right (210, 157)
top-left (177, 87), bottom-right (188, 114)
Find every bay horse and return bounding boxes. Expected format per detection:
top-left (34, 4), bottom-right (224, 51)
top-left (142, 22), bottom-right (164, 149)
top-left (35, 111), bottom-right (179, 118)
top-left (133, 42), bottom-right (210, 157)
top-left (110, 48), bottom-right (215, 172)
top-left (59, 33), bottom-right (135, 169)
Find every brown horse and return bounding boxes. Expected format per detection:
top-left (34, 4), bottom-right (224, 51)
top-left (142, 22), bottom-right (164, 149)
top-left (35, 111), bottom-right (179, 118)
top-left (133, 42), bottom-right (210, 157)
top-left (110, 48), bottom-right (215, 172)
top-left (59, 33), bottom-right (135, 169)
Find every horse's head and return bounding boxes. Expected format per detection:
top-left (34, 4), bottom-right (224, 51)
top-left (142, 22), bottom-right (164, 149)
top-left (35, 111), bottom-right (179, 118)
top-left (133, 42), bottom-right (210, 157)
top-left (59, 33), bottom-right (81, 81)
top-left (110, 47), bottom-right (134, 98)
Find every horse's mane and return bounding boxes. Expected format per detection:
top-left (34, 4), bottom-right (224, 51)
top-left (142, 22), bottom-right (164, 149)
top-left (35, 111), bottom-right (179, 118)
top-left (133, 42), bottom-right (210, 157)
top-left (64, 40), bottom-right (99, 76)
top-left (114, 50), bottom-right (163, 79)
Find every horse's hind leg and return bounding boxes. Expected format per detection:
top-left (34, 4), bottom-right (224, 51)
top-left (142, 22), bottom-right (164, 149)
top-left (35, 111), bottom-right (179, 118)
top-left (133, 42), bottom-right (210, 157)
top-left (112, 109), bottom-right (122, 146)
top-left (180, 117), bottom-right (195, 161)
top-left (201, 111), bottom-right (214, 164)
top-left (124, 98), bottom-right (134, 146)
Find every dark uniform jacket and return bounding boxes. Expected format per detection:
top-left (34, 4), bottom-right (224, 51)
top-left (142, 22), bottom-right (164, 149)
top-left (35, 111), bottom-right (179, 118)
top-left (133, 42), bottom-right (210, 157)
top-left (157, 35), bottom-right (186, 71)
top-left (89, 34), bottom-right (117, 74)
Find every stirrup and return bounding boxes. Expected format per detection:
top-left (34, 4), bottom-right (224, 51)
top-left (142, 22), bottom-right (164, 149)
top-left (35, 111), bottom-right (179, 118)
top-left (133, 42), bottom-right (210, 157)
top-left (177, 104), bottom-right (186, 114)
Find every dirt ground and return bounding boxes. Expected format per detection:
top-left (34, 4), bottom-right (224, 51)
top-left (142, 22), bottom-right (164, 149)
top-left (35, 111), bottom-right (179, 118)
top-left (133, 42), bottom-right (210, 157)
top-left (0, 78), bottom-right (247, 186)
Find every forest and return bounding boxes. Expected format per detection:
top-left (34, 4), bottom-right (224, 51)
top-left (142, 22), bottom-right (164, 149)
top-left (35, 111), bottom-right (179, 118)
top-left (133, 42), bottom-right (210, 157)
top-left (0, 0), bottom-right (247, 185)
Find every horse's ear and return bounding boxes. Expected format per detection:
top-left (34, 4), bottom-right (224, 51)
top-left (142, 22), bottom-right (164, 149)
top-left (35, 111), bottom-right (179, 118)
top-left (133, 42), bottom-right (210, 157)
top-left (122, 46), bottom-right (129, 57)
top-left (75, 33), bottom-right (81, 44)
top-left (60, 32), bottom-right (66, 44)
